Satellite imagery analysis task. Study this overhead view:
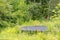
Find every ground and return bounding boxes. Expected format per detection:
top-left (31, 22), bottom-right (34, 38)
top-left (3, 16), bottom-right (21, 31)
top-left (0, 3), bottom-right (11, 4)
top-left (0, 20), bottom-right (60, 40)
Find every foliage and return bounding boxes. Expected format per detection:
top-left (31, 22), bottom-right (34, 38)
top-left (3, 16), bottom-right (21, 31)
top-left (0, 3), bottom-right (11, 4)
top-left (0, 0), bottom-right (30, 28)
top-left (53, 3), bottom-right (60, 14)
top-left (28, 4), bottom-right (42, 20)
top-left (0, 0), bottom-right (60, 28)
top-left (0, 20), bottom-right (60, 40)
top-left (0, 0), bottom-right (60, 40)
top-left (28, 0), bottom-right (54, 20)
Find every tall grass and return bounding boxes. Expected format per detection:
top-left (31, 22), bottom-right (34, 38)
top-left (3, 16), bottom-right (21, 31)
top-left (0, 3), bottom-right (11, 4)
top-left (0, 17), bottom-right (60, 40)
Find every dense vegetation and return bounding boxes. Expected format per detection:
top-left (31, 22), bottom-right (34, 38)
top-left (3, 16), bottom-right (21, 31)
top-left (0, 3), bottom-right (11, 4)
top-left (0, 0), bottom-right (60, 40)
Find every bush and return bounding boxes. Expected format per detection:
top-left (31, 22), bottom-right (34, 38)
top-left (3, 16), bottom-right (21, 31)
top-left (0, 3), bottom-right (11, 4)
top-left (28, 3), bottom-right (49, 20)
top-left (51, 3), bottom-right (60, 19)
top-left (0, 0), bottom-right (31, 27)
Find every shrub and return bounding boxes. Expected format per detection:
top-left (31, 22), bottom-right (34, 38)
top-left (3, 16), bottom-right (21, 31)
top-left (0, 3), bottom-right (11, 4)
top-left (28, 3), bottom-right (49, 20)
top-left (51, 3), bottom-right (60, 18)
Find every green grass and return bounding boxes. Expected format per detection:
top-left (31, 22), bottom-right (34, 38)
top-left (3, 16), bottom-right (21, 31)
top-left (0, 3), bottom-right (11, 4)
top-left (0, 19), bottom-right (60, 40)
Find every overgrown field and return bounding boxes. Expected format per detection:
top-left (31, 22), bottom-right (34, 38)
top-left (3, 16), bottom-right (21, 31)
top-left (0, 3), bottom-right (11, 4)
top-left (0, 0), bottom-right (60, 40)
top-left (0, 18), bottom-right (60, 40)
